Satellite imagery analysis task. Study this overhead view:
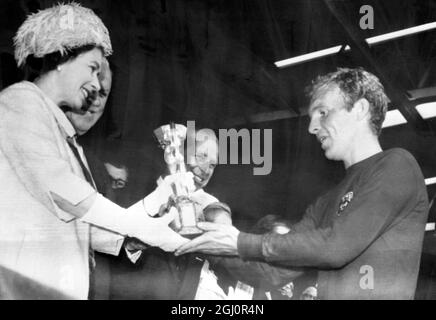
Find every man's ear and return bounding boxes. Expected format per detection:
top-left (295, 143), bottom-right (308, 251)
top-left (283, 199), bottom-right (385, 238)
top-left (353, 98), bottom-right (371, 121)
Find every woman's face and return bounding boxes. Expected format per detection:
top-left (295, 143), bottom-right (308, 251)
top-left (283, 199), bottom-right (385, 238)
top-left (56, 48), bottom-right (103, 112)
top-left (65, 58), bottom-right (112, 136)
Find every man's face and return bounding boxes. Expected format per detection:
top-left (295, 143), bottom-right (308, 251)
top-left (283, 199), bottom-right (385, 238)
top-left (301, 287), bottom-right (317, 300)
top-left (104, 163), bottom-right (128, 190)
top-left (186, 139), bottom-right (218, 189)
top-left (65, 59), bottom-right (112, 135)
top-left (57, 48), bottom-right (103, 112)
top-left (279, 282), bottom-right (294, 299)
top-left (308, 85), bottom-right (358, 163)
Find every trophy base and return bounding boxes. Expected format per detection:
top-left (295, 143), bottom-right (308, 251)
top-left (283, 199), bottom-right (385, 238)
top-left (179, 226), bottom-right (204, 239)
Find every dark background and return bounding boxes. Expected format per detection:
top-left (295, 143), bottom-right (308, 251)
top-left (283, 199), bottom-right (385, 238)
top-left (1, 0), bottom-right (436, 299)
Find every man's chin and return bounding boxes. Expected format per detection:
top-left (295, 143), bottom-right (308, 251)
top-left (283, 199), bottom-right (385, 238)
top-left (194, 182), bottom-right (204, 189)
top-left (73, 124), bottom-right (92, 136)
top-left (324, 148), bottom-right (334, 159)
top-left (324, 150), bottom-right (341, 162)
top-left (70, 104), bottom-right (88, 115)
top-left (194, 180), bottom-right (208, 189)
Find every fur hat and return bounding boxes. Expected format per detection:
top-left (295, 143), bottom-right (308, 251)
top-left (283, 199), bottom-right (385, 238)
top-left (14, 2), bottom-right (112, 67)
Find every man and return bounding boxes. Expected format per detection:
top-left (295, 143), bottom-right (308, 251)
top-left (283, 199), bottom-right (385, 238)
top-left (108, 130), bottom-right (235, 300)
top-left (300, 286), bottom-right (317, 300)
top-left (176, 68), bottom-right (429, 300)
top-left (104, 162), bottom-right (128, 190)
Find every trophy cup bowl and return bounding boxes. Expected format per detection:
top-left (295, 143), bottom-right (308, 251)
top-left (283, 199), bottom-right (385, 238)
top-left (154, 123), bottom-right (203, 238)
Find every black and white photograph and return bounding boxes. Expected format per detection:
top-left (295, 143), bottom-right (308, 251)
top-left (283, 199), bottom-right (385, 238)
top-left (0, 0), bottom-right (436, 304)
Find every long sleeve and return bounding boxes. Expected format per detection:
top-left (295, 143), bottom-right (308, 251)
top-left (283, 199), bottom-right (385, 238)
top-left (91, 226), bottom-right (125, 255)
top-left (238, 150), bottom-right (426, 269)
top-left (0, 84), bottom-right (97, 222)
top-left (208, 255), bottom-right (304, 289)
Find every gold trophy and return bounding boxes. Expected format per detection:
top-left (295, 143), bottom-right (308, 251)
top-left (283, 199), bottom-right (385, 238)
top-left (154, 122), bottom-right (203, 238)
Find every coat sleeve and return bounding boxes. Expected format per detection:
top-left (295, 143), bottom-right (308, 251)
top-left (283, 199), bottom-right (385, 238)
top-left (0, 88), bottom-right (96, 222)
top-left (238, 152), bottom-right (425, 269)
top-left (208, 255), bottom-right (305, 289)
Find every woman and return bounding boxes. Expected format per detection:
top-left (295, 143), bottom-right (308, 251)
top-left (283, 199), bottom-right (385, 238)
top-left (0, 3), bottom-right (190, 299)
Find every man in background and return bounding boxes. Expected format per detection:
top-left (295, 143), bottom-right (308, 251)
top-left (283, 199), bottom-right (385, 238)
top-left (108, 130), bottom-right (234, 300)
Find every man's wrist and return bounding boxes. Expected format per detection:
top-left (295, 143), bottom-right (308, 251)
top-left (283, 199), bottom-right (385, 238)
top-left (237, 232), bottom-right (264, 260)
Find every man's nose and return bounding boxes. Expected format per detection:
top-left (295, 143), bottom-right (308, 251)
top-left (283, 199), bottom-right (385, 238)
top-left (308, 117), bottom-right (319, 135)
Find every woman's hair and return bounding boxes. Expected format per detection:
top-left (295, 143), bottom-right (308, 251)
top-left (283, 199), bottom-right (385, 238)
top-left (24, 44), bottom-right (100, 81)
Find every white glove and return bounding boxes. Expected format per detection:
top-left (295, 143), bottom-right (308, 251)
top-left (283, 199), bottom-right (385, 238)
top-left (126, 200), bottom-right (189, 252)
top-left (81, 194), bottom-right (189, 252)
top-left (143, 172), bottom-right (195, 217)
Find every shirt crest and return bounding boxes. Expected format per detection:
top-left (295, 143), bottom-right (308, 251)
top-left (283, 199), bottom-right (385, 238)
top-left (337, 191), bottom-right (354, 216)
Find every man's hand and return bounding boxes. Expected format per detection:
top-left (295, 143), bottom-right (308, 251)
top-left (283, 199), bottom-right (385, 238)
top-left (175, 222), bottom-right (240, 256)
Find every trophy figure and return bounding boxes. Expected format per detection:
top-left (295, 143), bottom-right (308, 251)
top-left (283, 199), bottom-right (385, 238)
top-left (154, 122), bottom-right (203, 238)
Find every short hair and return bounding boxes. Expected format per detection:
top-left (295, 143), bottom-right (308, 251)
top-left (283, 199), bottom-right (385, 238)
top-left (188, 128), bottom-right (218, 146)
top-left (306, 68), bottom-right (390, 136)
top-left (100, 139), bottom-right (129, 170)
